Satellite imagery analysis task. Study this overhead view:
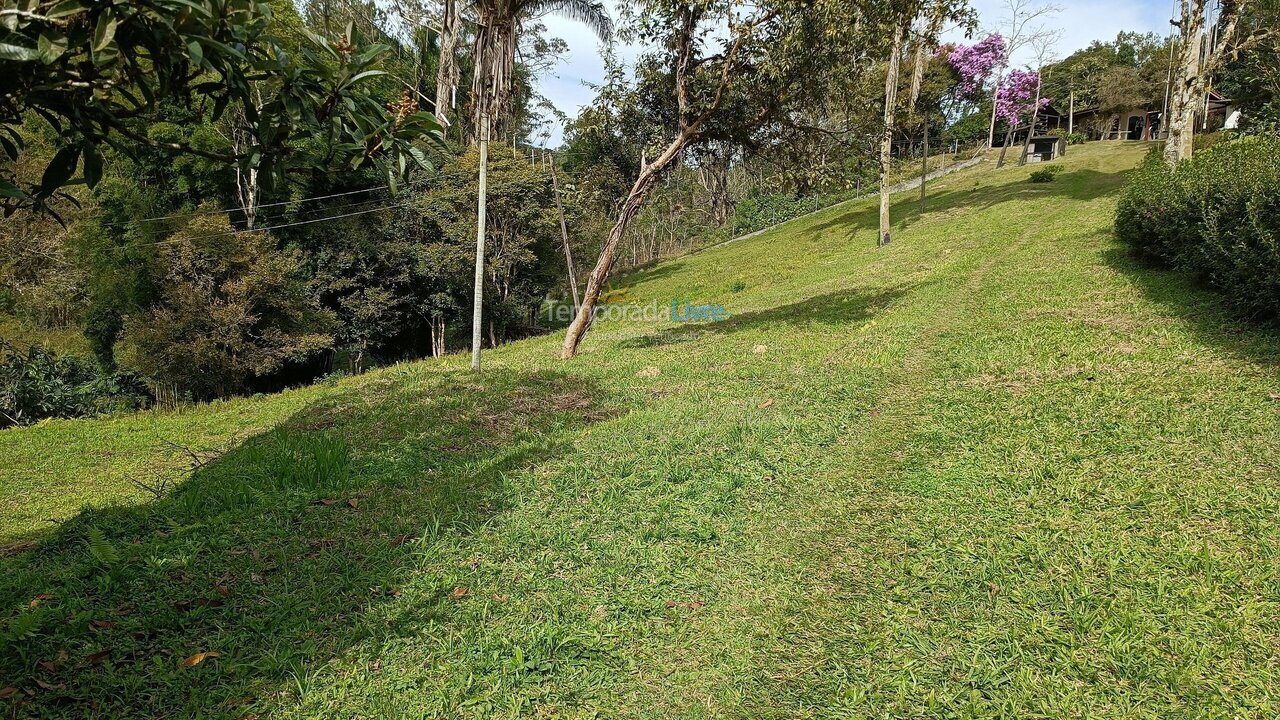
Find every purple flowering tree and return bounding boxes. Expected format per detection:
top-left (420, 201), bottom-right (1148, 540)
top-left (995, 69), bottom-right (1046, 125)
top-left (946, 34), bottom-right (1007, 98)
top-left (993, 68), bottom-right (1050, 166)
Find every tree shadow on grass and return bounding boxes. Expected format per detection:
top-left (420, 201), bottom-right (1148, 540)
top-left (1101, 246), bottom-right (1280, 368)
top-left (621, 285), bottom-right (917, 350)
top-left (0, 368), bottom-right (618, 717)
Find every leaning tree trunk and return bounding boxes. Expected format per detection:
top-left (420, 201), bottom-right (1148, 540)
top-left (995, 126), bottom-right (1015, 168)
top-left (1164, 0), bottom-right (1207, 165)
top-left (471, 15), bottom-right (517, 143)
top-left (879, 21), bottom-right (905, 247)
top-left (435, 0), bottom-right (462, 126)
top-left (562, 135), bottom-right (691, 358)
top-left (1019, 77), bottom-right (1043, 166)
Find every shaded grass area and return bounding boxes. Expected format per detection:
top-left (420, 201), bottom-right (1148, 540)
top-left (3, 142), bottom-right (1280, 717)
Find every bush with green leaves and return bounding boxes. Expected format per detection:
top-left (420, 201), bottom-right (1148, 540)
top-left (1029, 166), bottom-right (1063, 183)
top-left (1066, 132), bottom-right (1087, 145)
top-left (1115, 137), bottom-right (1280, 319)
top-left (0, 341), bottom-right (148, 428)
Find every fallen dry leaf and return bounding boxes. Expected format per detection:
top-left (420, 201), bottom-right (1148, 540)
top-left (37, 660), bottom-right (57, 673)
top-left (89, 619), bottom-right (115, 631)
top-left (635, 366), bottom-right (661, 378)
top-left (215, 585), bottom-right (232, 598)
top-left (28, 593), bottom-right (52, 608)
top-left (347, 498), bottom-right (359, 509)
top-left (752, 344), bottom-right (768, 354)
top-left (450, 586), bottom-right (468, 600)
top-left (1269, 392), bottom-right (1280, 401)
top-left (314, 498), bottom-right (338, 506)
top-left (493, 593), bottom-right (510, 602)
top-left (868, 409), bottom-right (882, 417)
top-left (0, 687), bottom-right (17, 699)
top-left (757, 399), bottom-right (774, 409)
top-left (181, 651), bottom-right (220, 668)
top-left (389, 534), bottom-right (412, 547)
top-left (33, 679), bottom-right (64, 692)
top-left (83, 650), bottom-right (111, 666)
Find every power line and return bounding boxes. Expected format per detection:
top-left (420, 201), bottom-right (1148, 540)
top-left (96, 169), bottom-right (479, 240)
top-left (113, 198), bottom-right (425, 251)
top-left (100, 170), bottom-right (473, 230)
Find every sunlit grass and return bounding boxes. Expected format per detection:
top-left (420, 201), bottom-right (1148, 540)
top-left (3, 142), bottom-right (1280, 718)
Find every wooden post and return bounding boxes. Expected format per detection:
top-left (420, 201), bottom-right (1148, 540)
top-left (470, 113), bottom-right (489, 372)
top-left (1068, 89), bottom-right (1075, 135)
top-left (920, 118), bottom-right (928, 213)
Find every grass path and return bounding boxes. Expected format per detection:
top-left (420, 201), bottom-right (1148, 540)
top-left (3, 142), bottom-right (1280, 718)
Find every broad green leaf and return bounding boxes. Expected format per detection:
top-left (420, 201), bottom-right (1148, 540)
top-left (37, 32), bottom-right (68, 64)
top-left (92, 12), bottom-right (119, 53)
top-left (0, 42), bottom-right (41, 62)
top-left (0, 178), bottom-right (26, 200)
top-left (46, 0), bottom-right (88, 19)
top-left (40, 145), bottom-right (80, 194)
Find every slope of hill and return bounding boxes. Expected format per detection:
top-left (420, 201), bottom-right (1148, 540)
top-left (3, 141), bottom-right (1280, 718)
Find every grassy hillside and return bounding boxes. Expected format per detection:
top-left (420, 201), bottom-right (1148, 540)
top-left (3, 141), bottom-right (1280, 718)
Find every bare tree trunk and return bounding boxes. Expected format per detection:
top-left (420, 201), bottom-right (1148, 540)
top-left (434, 0), bottom-right (461, 126)
top-left (548, 155), bottom-right (580, 308)
top-left (471, 15), bottom-right (516, 143)
top-left (1019, 76), bottom-right (1044, 166)
top-left (879, 21), bottom-right (905, 247)
top-left (1165, 0), bottom-right (1207, 164)
top-left (986, 72), bottom-right (1003, 148)
top-left (996, 126), bottom-right (1015, 168)
top-left (561, 137), bottom-right (687, 358)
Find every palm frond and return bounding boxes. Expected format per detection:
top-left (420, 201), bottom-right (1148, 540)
top-left (523, 0), bottom-right (614, 41)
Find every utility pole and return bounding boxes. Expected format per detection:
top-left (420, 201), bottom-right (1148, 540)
top-left (470, 113), bottom-right (489, 372)
top-left (548, 152), bottom-right (580, 309)
top-left (1068, 88), bottom-right (1075, 135)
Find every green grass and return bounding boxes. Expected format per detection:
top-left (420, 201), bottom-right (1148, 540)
top-left (4, 141), bottom-right (1280, 718)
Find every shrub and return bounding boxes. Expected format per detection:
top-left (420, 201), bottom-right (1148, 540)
top-left (1065, 132), bottom-right (1087, 145)
top-left (0, 341), bottom-right (149, 428)
top-left (1115, 136), bottom-right (1280, 319)
top-left (1029, 168), bottom-right (1056, 183)
top-left (119, 216), bottom-right (334, 400)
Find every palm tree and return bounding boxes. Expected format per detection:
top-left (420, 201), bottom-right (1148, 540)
top-left (468, 0), bottom-right (613, 141)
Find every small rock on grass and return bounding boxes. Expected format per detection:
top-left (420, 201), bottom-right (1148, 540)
top-left (752, 344), bottom-right (768, 354)
top-left (636, 366), bottom-right (661, 378)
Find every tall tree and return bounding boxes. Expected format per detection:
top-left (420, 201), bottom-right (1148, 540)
top-left (879, 20), bottom-right (906, 247)
top-left (559, 0), bottom-right (971, 358)
top-left (469, 0), bottom-right (612, 142)
top-left (1162, 0), bottom-right (1275, 164)
top-left (436, 0), bottom-right (464, 126)
top-left (981, 0), bottom-right (1060, 147)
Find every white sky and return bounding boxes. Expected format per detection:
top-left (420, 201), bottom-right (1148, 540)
top-left (535, 0), bottom-right (1175, 145)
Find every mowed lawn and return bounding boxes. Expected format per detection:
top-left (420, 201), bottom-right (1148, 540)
top-left (3, 141), bottom-right (1280, 718)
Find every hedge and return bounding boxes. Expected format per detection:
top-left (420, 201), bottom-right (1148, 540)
top-left (1115, 136), bottom-right (1280, 319)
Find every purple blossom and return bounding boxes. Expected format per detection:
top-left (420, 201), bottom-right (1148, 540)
top-left (946, 34), bottom-right (1007, 95)
top-left (994, 68), bottom-right (1049, 125)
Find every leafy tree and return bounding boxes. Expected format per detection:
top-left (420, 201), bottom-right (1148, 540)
top-left (118, 215), bottom-right (333, 399)
top-left (0, 0), bottom-right (443, 214)
top-left (468, 0), bottom-right (612, 141)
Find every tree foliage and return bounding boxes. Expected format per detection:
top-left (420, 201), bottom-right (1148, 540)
top-left (0, 0), bottom-right (443, 215)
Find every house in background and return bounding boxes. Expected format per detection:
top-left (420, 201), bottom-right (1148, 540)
top-left (1004, 93), bottom-right (1236, 148)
